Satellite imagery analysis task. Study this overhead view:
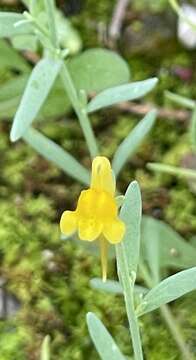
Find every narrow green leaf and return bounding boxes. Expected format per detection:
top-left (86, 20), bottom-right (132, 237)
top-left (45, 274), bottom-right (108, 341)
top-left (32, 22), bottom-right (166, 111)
top-left (0, 39), bottom-right (30, 72)
top-left (44, 0), bottom-right (58, 48)
top-left (190, 106), bottom-right (196, 151)
top-left (141, 216), bottom-right (196, 269)
top-left (23, 127), bottom-right (90, 185)
top-left (0, 74), bottom-right (29, 102)
top-left (165, 90), bottom-right (195, 109)
top-left (113, 110), bottom-right (157, 176)
top-left (0, 48), bottom-right (129, 123)
top-left (0, 96), bottom-right (21, 119)
top-left (10, 57), bottom-right (62, 141)
top-left (41, 335), bottom-right (50, 360)
top-left (148, 163), bottom-right (196, 179)
top-left (138, 267), bottom-right (196, 316)
top-left (0, 12), bottom-right (32, 38)
top-left (142, 216), bottom-right (160, 284)
top-left (87, 78), bottom-right (158, 113)
top-left (0, 73), bottom-right (71, 121)
top-left (68, 48), bottom-right (130, 94)
top-left (90, 278), bottom-right (148, 296)
top-left (87, 312), bottom-right (126, 360)
top-left (90, 278), bottom-right (123, 294)
top-left (120, 181), bottom-right (142, 274)
top-left (11, 33), bottom-right (38, 52)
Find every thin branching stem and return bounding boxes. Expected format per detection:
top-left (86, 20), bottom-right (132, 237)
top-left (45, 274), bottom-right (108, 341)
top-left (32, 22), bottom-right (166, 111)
top-left (116, 244), bottom-right (144, 360)
top-left (43, 0), bottom-right (98, 159)
top-left (44, 0), bottom-right (58, 48)
top-left (61, 64), bottom-right (99, 159)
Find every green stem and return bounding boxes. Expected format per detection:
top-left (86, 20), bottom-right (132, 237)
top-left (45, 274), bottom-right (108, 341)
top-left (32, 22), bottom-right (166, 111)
top-left (148, 163), bottom-right (196, 180)
top-left (61, 64), bottom-right (99, 159)
top-left (140, 263), bottom-right (192, 360)
top-left (43, 0), bottom-right (98, 158)
top-left (44, 0), bottom-right (58, 48)
top-left (160, 305), bottom-right (192, 360)
top-left (116, 244), bottom-right (143, 360)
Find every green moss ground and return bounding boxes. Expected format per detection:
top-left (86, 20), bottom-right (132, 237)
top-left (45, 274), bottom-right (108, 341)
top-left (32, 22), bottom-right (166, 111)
top-left (0, 0), bottom-right (196, 359)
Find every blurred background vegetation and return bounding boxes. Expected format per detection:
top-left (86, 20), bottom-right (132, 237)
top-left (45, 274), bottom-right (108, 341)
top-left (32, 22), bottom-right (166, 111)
top-left (0, 0), bottom-right (196, 359)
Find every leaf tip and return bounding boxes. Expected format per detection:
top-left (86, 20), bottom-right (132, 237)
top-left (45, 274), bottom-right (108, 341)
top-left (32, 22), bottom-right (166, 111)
top-left (86, 312), bottom-right (94, 325)
top-left (128, 180), bottom-right (141, 195)
top-left (10, 127), bottom-right (19, 142)
top-left (130, 179), bottom-right (139, 187)
top-left (152, 77), bottom-right (159, 84)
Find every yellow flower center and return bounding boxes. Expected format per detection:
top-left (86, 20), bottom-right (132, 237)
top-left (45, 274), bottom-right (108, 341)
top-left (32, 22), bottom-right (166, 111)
top-left (76, 189), bottom-right (117, 221)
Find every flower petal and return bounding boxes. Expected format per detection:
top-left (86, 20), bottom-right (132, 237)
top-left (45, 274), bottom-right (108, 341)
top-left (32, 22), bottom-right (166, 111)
top-left (91, 156), bottom-right (115, 195)
top-left (103, 218), bottom-right (125, 244)
top-left (78, 218), bottom-right (102, 241)
top-left (76, 189), bottom-right (97, 218)
top-left (60, 211), bottom-right (77, 236)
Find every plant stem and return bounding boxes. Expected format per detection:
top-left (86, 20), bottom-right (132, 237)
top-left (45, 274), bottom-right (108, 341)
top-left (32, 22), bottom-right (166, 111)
top-left (160, 305), bottom-right (192, 360)
top-left (140, 263), bottom-right (192, 360)
top-left (43, 0), bottom-right (98, 158)
top-left (148, 163), bottom-right (196, 180)
top-left (61, 64), bottom-right (99, 159)
top-left (44, 0), bottom-right (58, 48)
top-left (116, 244), bottom-right (143, 360)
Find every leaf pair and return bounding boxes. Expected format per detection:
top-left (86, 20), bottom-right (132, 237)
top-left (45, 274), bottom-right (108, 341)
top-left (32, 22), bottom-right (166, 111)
top-left (90, 267), bottom-right (196, 318)
top-left (87, 78), bottom-right (158, 175)
top-left (9, 48), bottom-right (130, 141)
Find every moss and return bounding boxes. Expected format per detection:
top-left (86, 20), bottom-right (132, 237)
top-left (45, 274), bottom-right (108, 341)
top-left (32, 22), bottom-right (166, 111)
top-left (165, 187), bottom-right (196, 233)
top-left (0, 321), bottom-right (29, 360)
top-left (0, 0), bottom-right (196, 359)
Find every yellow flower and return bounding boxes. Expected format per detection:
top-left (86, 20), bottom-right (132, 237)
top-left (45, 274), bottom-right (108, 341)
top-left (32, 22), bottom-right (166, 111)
top-left (60, 156), bottom-right (125, 280)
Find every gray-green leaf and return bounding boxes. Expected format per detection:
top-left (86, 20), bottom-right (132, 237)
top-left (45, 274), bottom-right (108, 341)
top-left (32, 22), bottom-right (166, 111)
top-left (0, 12), bottom-right (32, 38)
top-left (0, 39), bottom-right (30, 72)
top-left (86, 312), bottom-right (126, 360)
top-left (23, 127), bottom-right (90, 185)
top-left (40, 335), bottom-right (50, 360)
top-left (90, 278), bottom-right (123, 294)
top-left (141, 216), bottom-right (196, 269)
top-left (137, 267), bottom-right (196, 316)
top-left (147, 163), bottom-right (196, 180)
top-left (165, 90), bottom-right (195, 110)
top-left (68, 48), bottom-right (130, 94)
top-left (90, 278), bottom-right (148, 296)
top-left (87, 78), bottom-right (158, 113)
top-left (120, 181), bottom-right (142, 274)
top-left (113, 110), bottom-right (157, 176)
top-left (142, 216), bottom-right (160, 284)
top-left (10, 57), bottom-right (62, 141)
top-left (0, 48), bottom-right (130, 122)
